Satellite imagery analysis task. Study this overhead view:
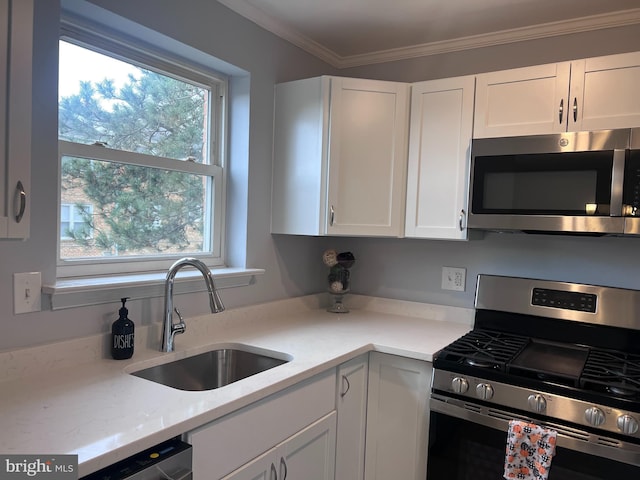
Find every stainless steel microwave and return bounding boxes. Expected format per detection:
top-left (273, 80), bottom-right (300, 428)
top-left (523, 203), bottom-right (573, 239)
top-left (468, 128), bottom-right (640, 235)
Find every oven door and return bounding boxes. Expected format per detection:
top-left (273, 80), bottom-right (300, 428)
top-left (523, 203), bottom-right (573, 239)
top-left (427, 394), bottom-right (640, 480)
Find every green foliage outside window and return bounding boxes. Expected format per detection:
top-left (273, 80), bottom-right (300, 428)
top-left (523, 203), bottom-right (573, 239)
top-left (59, 60), bottom-right (211, 256)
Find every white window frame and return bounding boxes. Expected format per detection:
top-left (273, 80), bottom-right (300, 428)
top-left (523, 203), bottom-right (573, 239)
top-left (60, 203), bottom-right (93, 240)
top-left (57, 26), bottom-right (228, 279)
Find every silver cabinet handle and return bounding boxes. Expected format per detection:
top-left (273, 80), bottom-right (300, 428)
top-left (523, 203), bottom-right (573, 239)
top-left (459, 209), bottom-right (465, 231)
top-left (280, 457), bottom-right (288, 480)
top-left (270, 462), bottom-right (277, 480)
top-left (559, 98), bottom-right (564, 124)
top-left (330, 205), bottom-right (335, 226)
top-left (573, 97), bottom-right (578, 122)
top-left (340, 375), bottom-right (351, 398)
top-left (14, 180), bottom-right (26, 223)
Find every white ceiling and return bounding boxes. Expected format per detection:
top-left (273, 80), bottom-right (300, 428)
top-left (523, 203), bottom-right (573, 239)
top-left (217, 0), bottom-right (640, 67)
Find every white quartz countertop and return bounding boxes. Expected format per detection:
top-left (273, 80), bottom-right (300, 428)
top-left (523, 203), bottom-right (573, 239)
top-left (0, 294), bottom-right (473, 477)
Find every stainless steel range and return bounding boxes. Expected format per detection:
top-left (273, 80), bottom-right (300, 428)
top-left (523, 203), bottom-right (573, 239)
top-left (427, 275), bottom-right (640, 479)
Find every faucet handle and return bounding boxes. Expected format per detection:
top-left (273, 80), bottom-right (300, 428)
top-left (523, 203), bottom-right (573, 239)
top-left (173, 307), bottom-right (186, 335)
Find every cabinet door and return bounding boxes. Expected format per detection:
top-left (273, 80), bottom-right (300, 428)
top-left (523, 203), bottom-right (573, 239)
top-left (405, 76), bottom-right (474, 239)
top-left (281, 411), bottom-right (336, 480)
top-left (0, 0), bottom-right (32, 238)
top-left (570, 51), bottom-right (640, 131)
top-left (222, 412), bottom-right (337, 480)
top-left (271, 77), bottom-right (329, 236)
top-left (364, 353), bottom-right (432, 480)
top-left (335, 355), bottom-right (369, 480)
top-left (0, 0), bottom-right (7, 235)
top-left (474, 62), bottom-right (570, 138)
top-left (221, 448), bottom-right (274, 480)
top-left (327, 77), bottom-right (409, 237)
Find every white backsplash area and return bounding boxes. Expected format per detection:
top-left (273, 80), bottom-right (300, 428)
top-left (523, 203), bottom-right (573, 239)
top-left (0, 293), bottom-right (474, 383)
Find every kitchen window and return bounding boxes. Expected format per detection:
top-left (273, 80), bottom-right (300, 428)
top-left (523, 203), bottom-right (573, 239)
top-left (57, 34), bottom-right (226, 278)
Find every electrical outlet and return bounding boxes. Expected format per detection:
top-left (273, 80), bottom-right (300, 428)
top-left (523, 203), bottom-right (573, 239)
top-left (442, 267), bottom-right (466, 292)
top-left (13, 272), bottom-right (42, 314)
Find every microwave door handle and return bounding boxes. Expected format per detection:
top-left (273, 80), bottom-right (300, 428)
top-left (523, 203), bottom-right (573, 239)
top-left (611, 148), bottom-right (626, 216)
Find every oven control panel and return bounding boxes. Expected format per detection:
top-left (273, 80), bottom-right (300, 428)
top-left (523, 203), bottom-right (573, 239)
top-left (432, 369), bottom-right (640, 438)
top-left (531, 288), bottom-right (597, 313)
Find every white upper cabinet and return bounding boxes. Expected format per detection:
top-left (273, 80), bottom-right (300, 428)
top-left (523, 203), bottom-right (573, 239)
top-left (405, 76), bottom-right (475, 240)
top-left (474, 62), bottom-right (570, 138)
top-left (272, 76), bottom-right (409, 237)
top-left (0, 0), bottom-right (32, 239)
top-left (572, 51), bottom-right (640, 131)
top-left (474, 51), bottom-right (640, 138)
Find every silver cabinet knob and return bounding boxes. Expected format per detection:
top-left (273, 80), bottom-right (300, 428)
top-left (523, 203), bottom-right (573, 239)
top-left (527, 394), bottom-right (547, 413)
top-left (476, 383), bottom-right (494, 400)
top-left (617, 415), bottom-right (639, 435)
top-left (585, 407), bottom-right (606, 427)
top-left (451, 377), bottom-right (469, 394)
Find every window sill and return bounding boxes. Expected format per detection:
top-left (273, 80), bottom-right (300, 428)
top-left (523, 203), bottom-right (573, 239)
top-left (42, 268), bottom-right (265, 310)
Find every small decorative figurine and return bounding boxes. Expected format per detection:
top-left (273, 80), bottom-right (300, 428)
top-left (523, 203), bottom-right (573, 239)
top-left (323, 249), bottom-right (355, 313)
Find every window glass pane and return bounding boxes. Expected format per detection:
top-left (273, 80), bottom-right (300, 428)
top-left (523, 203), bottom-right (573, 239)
top-left (60, 203), bottom-right (94, 241)
top-left (60, 204), bottom-right (70, 221)
top-left (60, 155), bottom-right (210, 259)
top-left (58, 41), bottom-right (209, 164)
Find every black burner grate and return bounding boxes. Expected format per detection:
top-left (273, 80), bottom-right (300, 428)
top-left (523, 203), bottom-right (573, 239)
top-left (437, 325), bottom-right (640, 405)
top-left (435, 330), bottom-right (529, 371)
top-left (581, 349), bottom-right (640, 399)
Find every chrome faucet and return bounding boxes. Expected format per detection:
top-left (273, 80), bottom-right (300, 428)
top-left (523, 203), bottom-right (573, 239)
top-left (161, 257), bottom-right (225, 352)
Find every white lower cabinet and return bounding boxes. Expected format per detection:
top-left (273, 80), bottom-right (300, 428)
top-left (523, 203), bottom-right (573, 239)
top-left (364, 352), bottom-right (432, 480)
top-left (188, 354), bottom-right (432, 480)
top-left (222, 412), bottom-right (337, 480)
top-left (335, 355), bottom-right (369, 480)
top-left (187, 370), bottom-right (336, 479)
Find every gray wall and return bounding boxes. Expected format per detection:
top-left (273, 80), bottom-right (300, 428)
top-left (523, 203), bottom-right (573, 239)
top-left (1, 0), bottom-right (640, 351)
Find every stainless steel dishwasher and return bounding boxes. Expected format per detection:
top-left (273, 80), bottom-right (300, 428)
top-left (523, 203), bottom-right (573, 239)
top-left (81, 437), bottom-right (192, 480)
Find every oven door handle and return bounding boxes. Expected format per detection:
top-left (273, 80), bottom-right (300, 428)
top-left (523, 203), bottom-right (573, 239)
top-left (430, 394), bottom-right (640, 468)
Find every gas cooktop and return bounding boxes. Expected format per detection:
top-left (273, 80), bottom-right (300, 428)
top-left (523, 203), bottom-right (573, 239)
top-left (432, 275), bottom-right (640, 441)
top-left (434, 327), bottom-right (640, 407)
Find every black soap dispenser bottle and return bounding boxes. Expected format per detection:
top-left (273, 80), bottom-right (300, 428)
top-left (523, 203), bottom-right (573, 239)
top-left (111, 297), bottom-right (135, 360)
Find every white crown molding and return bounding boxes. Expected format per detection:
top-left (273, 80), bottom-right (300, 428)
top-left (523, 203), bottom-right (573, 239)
top-left (217, 2), bottom-right (640, 69)
top-left (217, 0), bottom-right (342, 66)
top-left (340, 8), bottom-right (640, 68)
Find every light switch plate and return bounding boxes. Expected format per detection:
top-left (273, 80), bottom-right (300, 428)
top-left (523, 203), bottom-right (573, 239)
top-left (442, 267), bottom-right (466, 292)
top-left (13, 272), bottom-right (42, 314)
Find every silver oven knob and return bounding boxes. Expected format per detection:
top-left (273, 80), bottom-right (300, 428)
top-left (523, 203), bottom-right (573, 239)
top-left (617, 415), bottom-right (639, 435)
top-left (527, 394), bottom-right (547, 413)
top-left (585, 407), bottom-right (606, 427)
top-left (451, 377), bottom-right (469, 394)
top-left (476, 383), bottom-right (494, 400)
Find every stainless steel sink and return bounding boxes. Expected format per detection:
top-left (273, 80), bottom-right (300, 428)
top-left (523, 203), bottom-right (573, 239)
top-left (131, 348), bottom-right (289, 391)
